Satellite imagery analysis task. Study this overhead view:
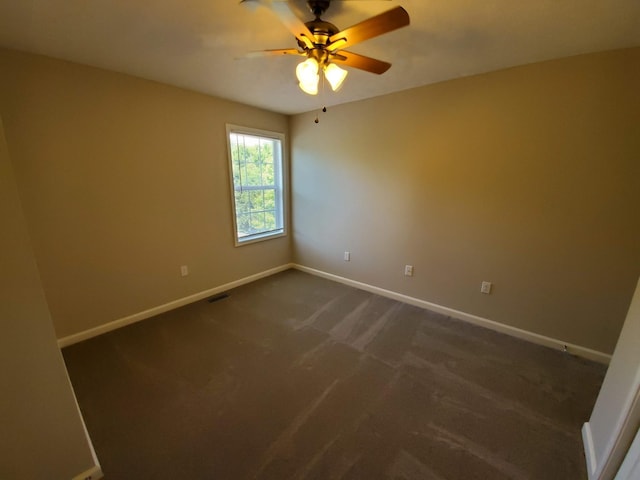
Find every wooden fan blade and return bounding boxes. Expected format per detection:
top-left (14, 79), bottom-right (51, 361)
top-left (239, 0), bottom-right (261, 11)
top-left (244, 48), bottom-right (305, 58)
top-left (240, 0), bottom-right (315, 49)
top-left (327, 6), bottom-right (409, 51)
top-left (268, 1), bottom-right (316, 49)
top-left (332, 51), bottom-right (391, 74)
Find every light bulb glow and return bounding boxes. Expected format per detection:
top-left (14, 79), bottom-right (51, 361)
top-left (296, 58), bottom-right (319, 95)
top-left (296, 57), bottom-right (318, 81)
top-left (324, 63), bottom-right (348, 92)
top-left (298, 79), bottom-right (319, 95)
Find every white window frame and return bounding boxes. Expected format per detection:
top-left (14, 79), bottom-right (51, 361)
top-left (226, 124), bottom-right (287, 246)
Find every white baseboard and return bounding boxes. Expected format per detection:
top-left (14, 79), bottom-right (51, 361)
top-left (58, 263), bottom-right (294, 348)
top-left (583, 422), bottom-right (598, 479)
top-left (292, 264), bottom-right (611, 365)
top-left (58, 262), bottom-right (611, 364)
top-left (72, 464), bottom-right (103, 480)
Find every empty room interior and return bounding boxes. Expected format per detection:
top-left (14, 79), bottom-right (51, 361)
top-left (1, 1), bottom-right (639, 479)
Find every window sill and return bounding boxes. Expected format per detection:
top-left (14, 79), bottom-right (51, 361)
top-left (235, 230), bottom-right (286, 247)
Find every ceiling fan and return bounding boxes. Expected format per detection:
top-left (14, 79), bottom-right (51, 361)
top-left (241, 0), bottom-right (410, 95)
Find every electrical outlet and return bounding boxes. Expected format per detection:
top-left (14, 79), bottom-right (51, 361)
top-left (481, 281), bottom-right (492, 294)
top-left (180, 265), bottom-right (189, 277)
top-left (404, 265), bottom-right (414, 276)
top-left (344, 251), bottom-right (350, 261)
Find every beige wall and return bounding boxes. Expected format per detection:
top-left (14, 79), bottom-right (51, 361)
top-left (291, 48), bottom-right (640, 354)
top-left (0, 116), bottom-right (97, 477)
top-left (1, 46), bottom-right (638, 354)
top-left (0, 48), bottom-right (291, 338)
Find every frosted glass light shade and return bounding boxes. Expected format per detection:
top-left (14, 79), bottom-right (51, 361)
top-left (324, 63), bottom-right (348, 91)
top-left (296, 58), bottom-right (319, 95)
top-left (298, 79), bottom-right (319, 95)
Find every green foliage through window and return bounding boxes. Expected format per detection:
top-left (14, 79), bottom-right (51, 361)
top-left (227, 126), bottom-right (284, 244)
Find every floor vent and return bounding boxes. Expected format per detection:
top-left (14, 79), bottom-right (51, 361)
top-left (207, 293), bottom-right (229, 303)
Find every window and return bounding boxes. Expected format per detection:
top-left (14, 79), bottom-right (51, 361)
top-left (226, 125), bottom-right (286, 245)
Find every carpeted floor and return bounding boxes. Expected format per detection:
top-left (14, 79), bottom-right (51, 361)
top-left (63, 269), bottom-right (606, 479)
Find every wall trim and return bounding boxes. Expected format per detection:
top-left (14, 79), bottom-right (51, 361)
top-left (292, 264), bottom-right (612, 364)
top-left (58, 262), bottom-right (612, 364)
top-left (583, 422), bottom-right (598, 479)
top-left (62, 355), bottom-right (103, 480)
top-left (614, 427), bottom-right (640, 480)
top-left (72, 465), bottom-right (103, 480)
top-left (58, 263), bottom-right (294, 348)
top-left (597, 383), bottom-right (640, 480)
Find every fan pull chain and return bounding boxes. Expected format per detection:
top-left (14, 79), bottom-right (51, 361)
top-left (314, 106), bottom-right (328, 123)
top-left (314, 76), bottom-right (328, 124)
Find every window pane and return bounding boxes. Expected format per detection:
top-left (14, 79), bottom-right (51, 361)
top-left (249, 190), bottom-right (264, 212)
top-left (227, 126), bottom-right (285, 244)
top-left (265, 211), bottom-right (276, 230)
top-left (236, 213), bottom-right (252, 238)
top-left (250, 212), bottom-right (265, 232)
top-left (234, 190), bottom-right (250, 214)
top-left (264, 189), bottom-right (275, 209)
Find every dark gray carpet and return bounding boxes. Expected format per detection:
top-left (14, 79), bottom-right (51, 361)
top-left (63, 269), bottom-right (606, 479)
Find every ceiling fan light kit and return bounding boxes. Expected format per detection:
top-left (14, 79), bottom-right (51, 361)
top-left (296, 57), bottom-right (348, 95)
top-left (323, 63), bottom-right (348, 91)
top-left (296, 58), bottom-right (320, 94)
top-left (242, 0), bottom-right (410, 96)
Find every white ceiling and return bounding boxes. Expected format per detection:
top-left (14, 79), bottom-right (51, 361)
top-left (1, 0), bottom-right (639, 115)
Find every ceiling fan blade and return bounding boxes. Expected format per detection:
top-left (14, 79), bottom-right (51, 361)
top-left (240, 0), bottom-right (315, 48)
top-left (332, 51), bottom-right (391, 74)
top-left (244, 48), bottom-right (305, 58)
top-left (267, 1), bottom-right (317, 49)
top-left (239, 0), bottom-right (262, 11)
top-left (327, 6), bottom-right (409, 51)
